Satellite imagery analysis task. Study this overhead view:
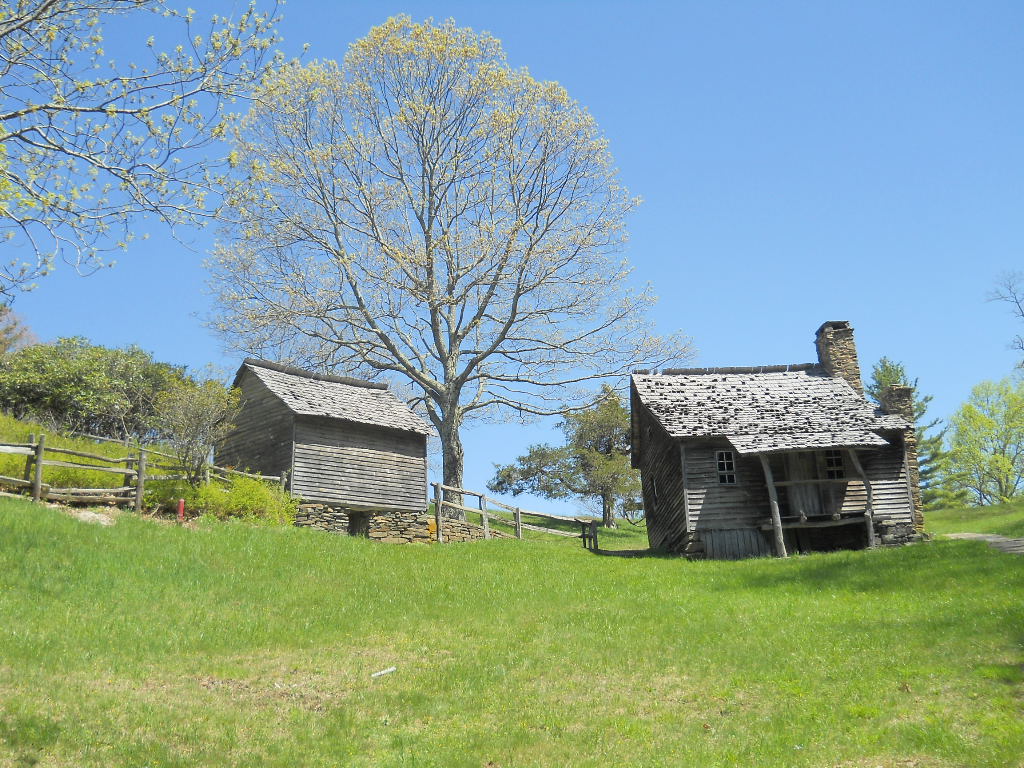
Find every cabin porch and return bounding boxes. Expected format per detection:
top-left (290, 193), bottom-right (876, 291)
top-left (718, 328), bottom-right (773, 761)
top-left (756, 447), bottom-right (877, 557)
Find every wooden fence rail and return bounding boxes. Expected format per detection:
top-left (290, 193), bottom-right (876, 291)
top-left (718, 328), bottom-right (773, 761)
top-left (0, 434), bottom-right (287, 510)
top-left (431, 482), bottom-right (599, 550)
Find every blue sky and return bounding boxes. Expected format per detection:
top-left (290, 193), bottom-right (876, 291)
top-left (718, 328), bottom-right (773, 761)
top-left (17, 1), bottom-right (1024, 515)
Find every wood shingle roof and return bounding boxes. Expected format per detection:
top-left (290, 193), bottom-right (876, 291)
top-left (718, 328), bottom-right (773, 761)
top-left (236, 359), bottom-right (433, 436)
top-left (632, 365), bottom-right (910, 455)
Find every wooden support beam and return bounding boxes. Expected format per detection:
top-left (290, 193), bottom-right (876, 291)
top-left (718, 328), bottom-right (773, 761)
top-left (514, 507), bottom-right (523, 540)
top-left (846, 448), bottom-right (877, 548)
top-left (758, 453), bottom-right (788, 558)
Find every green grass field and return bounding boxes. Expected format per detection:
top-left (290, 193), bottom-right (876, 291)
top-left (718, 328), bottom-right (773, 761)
top-left (2, 497), bottom-right (1022, 766)
top-left (928, 501), bottom-right (1024, 539)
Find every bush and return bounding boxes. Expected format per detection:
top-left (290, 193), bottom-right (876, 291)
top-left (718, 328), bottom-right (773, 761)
top-left (184, 477), bottom-right (296, 525)
top-left (0, 337), bottom-right (186, 439)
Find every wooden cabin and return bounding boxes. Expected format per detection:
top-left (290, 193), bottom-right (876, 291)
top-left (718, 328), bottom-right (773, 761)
top-left (630, 321), bottom-right (922, 559)
top-left (217, 359), bottom-right (432, 517)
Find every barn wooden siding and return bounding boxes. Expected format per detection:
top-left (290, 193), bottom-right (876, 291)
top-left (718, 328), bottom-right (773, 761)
top-left (290, 417), bottom-right (427, 510)
top-left (636, 408), bottom-right (689, 552)
top-left (684, 439), bottom-right (768, 531)
top-left (215, 371), bottom-right (294, 476)
top-left (683, 439), bottom-right (914, 530)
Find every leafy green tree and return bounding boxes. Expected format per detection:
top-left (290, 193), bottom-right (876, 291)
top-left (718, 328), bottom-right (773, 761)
top-left (865, 357), bottom-right (959, 510)
top-left (0, 337), bottom-right (185, 437)
top-left (208, 16), bottom-right (690, 497)
top-left (947, 378), bottom-right (1024, 505)
top-left (153, 375), bottom-right (240, 486)
top-left (0, 0), bottom-right (281, 297)
top-left (488, 387), bottom-right (640, 528)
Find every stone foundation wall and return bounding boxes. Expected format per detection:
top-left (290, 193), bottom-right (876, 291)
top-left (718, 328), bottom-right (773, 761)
top-left (875, 520), bottom-right (921, 546)
top-left (294, 503), bottom-right (512, 544)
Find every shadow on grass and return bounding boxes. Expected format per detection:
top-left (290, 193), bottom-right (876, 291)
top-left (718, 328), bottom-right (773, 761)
top-left (735, 539), bottom-right (1024, 594)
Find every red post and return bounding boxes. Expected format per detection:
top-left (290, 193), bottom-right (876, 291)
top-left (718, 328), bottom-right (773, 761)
top-left (177, 498), bottom-right (185, 524)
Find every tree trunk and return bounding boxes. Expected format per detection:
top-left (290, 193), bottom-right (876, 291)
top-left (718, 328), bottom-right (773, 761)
top-left (440, 414), bottom-right (465, 517)
top-left (601, 494), bottom-right (617, 528)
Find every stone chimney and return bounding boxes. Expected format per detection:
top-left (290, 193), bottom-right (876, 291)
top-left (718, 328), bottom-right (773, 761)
top-left (879, 383), bottom-right (924, 533)
top-left (815, 321), bottom-right (863, 395)
top-left (878, 384), bottom-right (914, 422)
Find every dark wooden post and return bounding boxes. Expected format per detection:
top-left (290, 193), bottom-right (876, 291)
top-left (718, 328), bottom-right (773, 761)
top-left (433, 482), bottom-right (444, 542)
top-left (122, 456), bottom-right (135, 492)
top-left (589, 520), bottom-right (598, 551)
top-left (846, 448), bottom-right (877, 548)
top-left (133, 451), bottom-right (147, 512)
top-left (514, 506), bottom-right (523, 540)
top-left (758, 454), bottom-right (788, 558)
top-left (23, 433), bottom-right (35, 484)
top-left (32, 434), bottom-right (45, 502)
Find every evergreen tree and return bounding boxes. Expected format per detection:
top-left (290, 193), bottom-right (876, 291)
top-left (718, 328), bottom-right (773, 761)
top-left (866, 358), bottom-right (964, 510)
top-left (488, 386), bottom-right (640, 528)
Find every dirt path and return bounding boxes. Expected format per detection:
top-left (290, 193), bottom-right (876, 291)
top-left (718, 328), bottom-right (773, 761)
top-left (945, 532), bottom-right (1024, 555)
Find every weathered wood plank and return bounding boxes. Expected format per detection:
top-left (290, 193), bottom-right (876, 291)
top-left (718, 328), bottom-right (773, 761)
top-left (40, 460), bottom-right (137, 476)
top-left (0, 445), bottom-right (34, 456)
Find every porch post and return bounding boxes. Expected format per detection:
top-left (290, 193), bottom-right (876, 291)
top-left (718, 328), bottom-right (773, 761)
top-left (758, 453), bottom-right (788, 558)
top-left (845, 449), bottom-right (877, 548)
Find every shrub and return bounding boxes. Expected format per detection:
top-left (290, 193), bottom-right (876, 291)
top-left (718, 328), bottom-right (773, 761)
top-left (184, 476), bottom-right (296, 525)
top-left (0, 337), bottom-right (186, 439)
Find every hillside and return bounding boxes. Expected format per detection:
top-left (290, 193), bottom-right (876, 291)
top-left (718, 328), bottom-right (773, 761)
top-left (1, 498), bottom-right (1022, 767)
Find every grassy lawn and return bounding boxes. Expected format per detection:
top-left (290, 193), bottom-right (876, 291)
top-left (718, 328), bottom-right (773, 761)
top-left (1, 497), bottom-right (1022, 767)
top-left (927, 501), bottom-right (1024, 538)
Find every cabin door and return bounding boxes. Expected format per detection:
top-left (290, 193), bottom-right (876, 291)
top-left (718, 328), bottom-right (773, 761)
top-left (785, 452), bottom-right (823, 519)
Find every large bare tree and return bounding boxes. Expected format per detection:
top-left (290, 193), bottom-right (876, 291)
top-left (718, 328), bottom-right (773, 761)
top-left (0, 0), bottom-right (280, 297)
top-left (208, 16), bottom-right (690, 491)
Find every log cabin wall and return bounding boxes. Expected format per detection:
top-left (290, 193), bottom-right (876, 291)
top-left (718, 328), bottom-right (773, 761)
top-left (291, 416), bottom-right (427, 510)
top-left (636, 409), bottom-right (689, 552)
top-left (684, 439), bottom-right (769, 531)
top-left (215, 370), bottom-right (295, 477)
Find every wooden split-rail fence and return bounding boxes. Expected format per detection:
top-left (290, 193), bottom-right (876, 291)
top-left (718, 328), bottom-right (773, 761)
top-left (432, 483), bottom-right (600, 550)
top-left (0, 434), bottom-right (285, 509)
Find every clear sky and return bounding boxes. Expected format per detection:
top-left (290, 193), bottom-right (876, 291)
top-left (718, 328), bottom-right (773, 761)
top-left (13, 0), bottom-right (1024, 516)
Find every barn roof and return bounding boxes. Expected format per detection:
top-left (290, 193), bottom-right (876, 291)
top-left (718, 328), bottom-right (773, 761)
top-left (631, 364), bottom-right (910, 455)
top-left (235, 359), bottom-right (433, 436)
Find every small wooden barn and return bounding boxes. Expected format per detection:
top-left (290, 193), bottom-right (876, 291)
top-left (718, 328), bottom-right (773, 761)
top-left (631, 321), bottom-right (922, 559)
top-left (216, 359), bottom-right (432, 516)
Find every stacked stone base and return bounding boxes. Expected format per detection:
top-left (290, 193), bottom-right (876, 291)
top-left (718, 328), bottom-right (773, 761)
top-left (875, 520), bottom-right (922, 546)
top-left (294, 504), bottom-right (512, 544)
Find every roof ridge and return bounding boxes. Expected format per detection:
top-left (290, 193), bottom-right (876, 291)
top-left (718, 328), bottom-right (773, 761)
top-left (242, 358), bottom-right (388, 390)
top-left (636, 362), bottom-right (823, 376)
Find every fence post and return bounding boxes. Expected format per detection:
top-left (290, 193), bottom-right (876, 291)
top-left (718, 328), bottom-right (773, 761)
top-left (279, 470), bottom-right (288, 491)
top-left (23, 433), bottom-right (35, 483)
top-left (479, 494), bottom-right (490, 539)
top-left (433, 482), bottom-right (444, 543)
top-left (514, 506), bottom-right (523, 540)
top-left (32, 434), bottom-right (45, 502)
top-left (133, 451), bottom-right (147, 512)
top-left (589, 520), bottom-right (598, 552)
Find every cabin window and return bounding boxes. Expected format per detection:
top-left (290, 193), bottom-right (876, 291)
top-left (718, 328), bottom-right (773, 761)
top-left (716, 450), bottom-right (737, 484)
top-left (824, 449), bottom-right (845, 480)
